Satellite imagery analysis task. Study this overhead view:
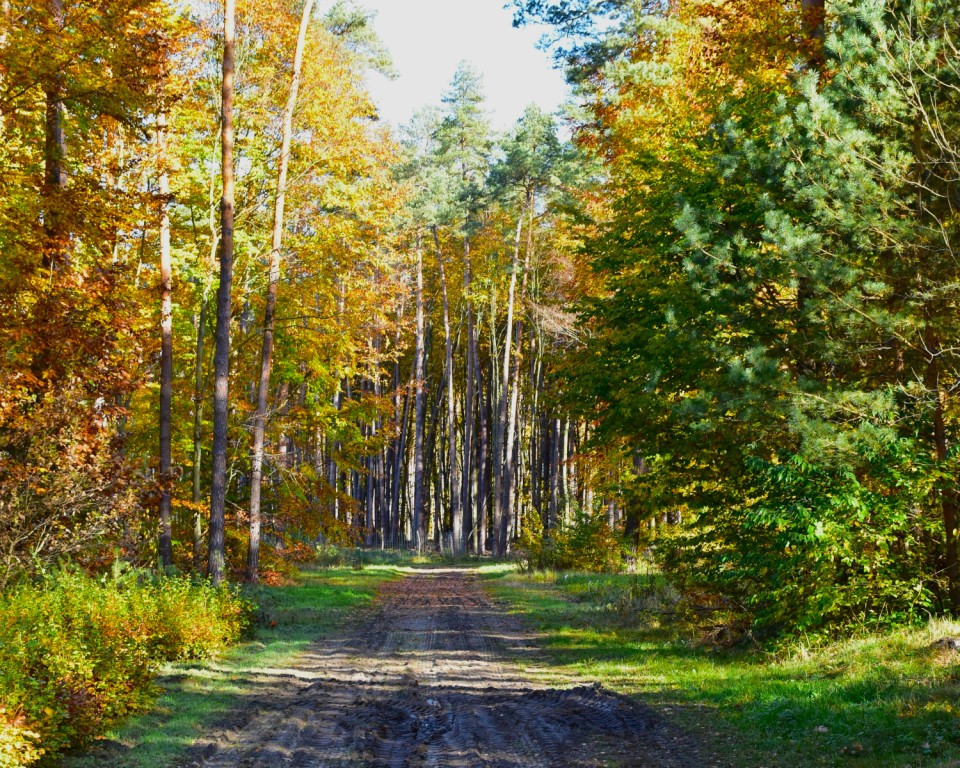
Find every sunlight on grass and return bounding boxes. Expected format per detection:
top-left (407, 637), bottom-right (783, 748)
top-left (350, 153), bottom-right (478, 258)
top-left (489, 572), bottom-right (960, 768)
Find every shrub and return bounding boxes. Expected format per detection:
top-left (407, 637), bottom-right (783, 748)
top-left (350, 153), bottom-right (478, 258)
top-left (313, 543), bottom-right (350, 568)
top-left (555, 571), bottom-right (682, 626)
top-left (658, 442), bottom-right (942, 636)
top-left (0, 566), bottom-right (251, 767)
top-left (134, 575), bottom-right (252, 661)
top-left (0, 712), bottom-right (41, 768)
top-left (518, 510), bottom-right (627, 573)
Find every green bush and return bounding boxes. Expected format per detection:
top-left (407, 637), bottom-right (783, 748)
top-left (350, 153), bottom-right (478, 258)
top-left (518, 511), bottom-right (627, 573)
top-left (0, 567), bottom-right (251, 766)
top-left (659, 442), bottom-right (941, 636)
top-left (135, 574), bottom-right (251, 661)
top-left (0, 712), bottom-right (41, 768)
top-left (313, 543), bottom-right (350, 568)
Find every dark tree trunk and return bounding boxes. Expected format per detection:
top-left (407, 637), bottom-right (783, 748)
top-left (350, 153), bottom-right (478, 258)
top-left (42, 0), bottom-right (67, 270)
top-left (925, 327), bottom-right (960, 613)
top-left (478, 357), bottom-right (491, 553)
top-left (208, 0), bottom-right (236, 586)
top-left (548, 417), bottom-right (560, 530)
top-left (391, 363), bottom-right (413, 543)
top-left (801, 0), bottom-right (826, 69)
top-left (462, 239), bottom-right (476, 550)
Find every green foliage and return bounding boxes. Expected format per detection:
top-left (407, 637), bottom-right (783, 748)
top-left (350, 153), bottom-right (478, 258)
top-left (0, 714), bottom-right (41, 768)
top-left (540, 0), bottom-right (960, 634)
top-left (491, 569), bottom-right (960, 767)
top-left (554, 570), bottom-right (681, 626)
top-left (660, 438), bottom-right (943, 634)
top-left (0, 567), bottom-right (250, 767)
top-left (313, 543), bottom-right (352, 568)
top-left (518, 510), bottom-right (626, 573)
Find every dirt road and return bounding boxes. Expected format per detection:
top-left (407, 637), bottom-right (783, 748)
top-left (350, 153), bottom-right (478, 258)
top-left (182, 568), bottom-right (695, 768)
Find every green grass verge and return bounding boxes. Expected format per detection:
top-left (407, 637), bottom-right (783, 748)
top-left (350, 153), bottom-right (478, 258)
top-left (488, 570), bottom-right (960, 768)
top-left (60, 565), bottom-right (402, 768)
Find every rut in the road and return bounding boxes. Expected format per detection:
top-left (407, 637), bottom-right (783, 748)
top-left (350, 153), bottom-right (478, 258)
top-left (182, 570), bottom-right (695, 768)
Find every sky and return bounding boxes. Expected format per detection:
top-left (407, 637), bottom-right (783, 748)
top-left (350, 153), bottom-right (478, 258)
top-left (356, 0), bottom-right (570, 131)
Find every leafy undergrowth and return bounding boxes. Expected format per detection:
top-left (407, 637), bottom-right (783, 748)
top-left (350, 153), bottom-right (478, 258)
top-left (59, 565), bottom-right (402, 768)
top-left (0, 567), bottom-right (249, 768)
top-left (490, 571), bottom-right (960, 768)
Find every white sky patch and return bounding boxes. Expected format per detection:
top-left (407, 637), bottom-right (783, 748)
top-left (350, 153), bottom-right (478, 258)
top-left (359, 0), bottom-right (569, 131)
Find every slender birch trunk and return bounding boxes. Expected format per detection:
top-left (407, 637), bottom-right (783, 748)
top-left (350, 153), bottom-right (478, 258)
top-left (246, 0), bottom-right (314, 583)
top-left (412, 235), bottom-right (427, 551)
top-left (192, 301), bottom-right (208, 569)
top-left (158, 115), bottom-right (174, 569)
top-left (494, 211), bottom-right (525, 555)
top-left (501, 189), bottom-right (535, 549)
top-left (433, 227), bottom-right (462, 551)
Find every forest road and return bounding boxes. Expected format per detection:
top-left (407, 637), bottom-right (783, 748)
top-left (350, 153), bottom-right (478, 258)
top-left (182, 568), bottom-right (698, 768)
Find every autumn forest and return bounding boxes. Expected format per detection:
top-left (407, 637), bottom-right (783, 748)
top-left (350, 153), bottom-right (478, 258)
top-left (3, 0), bottom-right (960, 764)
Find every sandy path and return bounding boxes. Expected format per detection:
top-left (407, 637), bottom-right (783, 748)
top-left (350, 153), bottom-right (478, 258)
top-left (180, 568), bottom-right (694, 768)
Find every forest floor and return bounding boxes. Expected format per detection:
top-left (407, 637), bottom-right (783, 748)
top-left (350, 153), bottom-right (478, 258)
top-left (179, 567), bottom-right (698, 767)
top-left (68, 565), bottom-right (701, 768)
top-left (492, 571), bottom-right (960, 768)
top-left (63, 563), bottom-right (960, 768)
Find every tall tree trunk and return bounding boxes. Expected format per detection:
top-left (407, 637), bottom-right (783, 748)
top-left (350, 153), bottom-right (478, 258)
top-left (412, 235), bottom-right (427, 551)
top-left (801, 0), bottom-right (826, 69)
top-left (478, 356), bottom-right (491, 553)
top-left (158, 116), bottom-right (174, 569)
top-left (192, 151), bottom-right (221, 569)
top-left (208, 0), bottom-right (236, 586)
top-left (42, 0), bottom-right (67, 270)
top-left (425, 342), bottom-right (445, 544)
top-left (548, 417), bottom-right (560, 529)
top-left (925, 327), bottom-right (960, 613)
top-left (462, 239), bottom-right (476, 550)
top-left (192, 300), bottom-right (208, 569)
top-left (501, 189), bottom-right (535, 549)
top-left (392, 362), bottom-right (413, 543)
top-left (246, 0), bottom-right (314, 583)
top-left (530, 330), bottom-right (544, 519)
top-left (494, 210), bottom-right (526, 555)
top-left (489, 292), bottom-right (501, 553)
top-left (369, 347), bottom-right (383, 543)
top-left (433, 227), bottom-right (462, 552)
top-left (562, 420), bottom-right (572, 522)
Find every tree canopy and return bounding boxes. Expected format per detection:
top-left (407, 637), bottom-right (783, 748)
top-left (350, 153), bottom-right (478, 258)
top-left (1, 0), bottom-right (959, 638)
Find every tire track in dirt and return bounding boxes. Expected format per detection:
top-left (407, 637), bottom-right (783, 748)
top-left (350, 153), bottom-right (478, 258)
top-left (180, 568), bottom-right (698, 768)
